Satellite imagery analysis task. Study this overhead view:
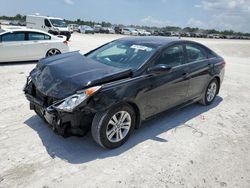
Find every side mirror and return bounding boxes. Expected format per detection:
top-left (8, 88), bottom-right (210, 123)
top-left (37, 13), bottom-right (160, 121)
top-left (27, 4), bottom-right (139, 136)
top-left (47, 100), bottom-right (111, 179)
top-left (147, 64), bottom-right (172, 75)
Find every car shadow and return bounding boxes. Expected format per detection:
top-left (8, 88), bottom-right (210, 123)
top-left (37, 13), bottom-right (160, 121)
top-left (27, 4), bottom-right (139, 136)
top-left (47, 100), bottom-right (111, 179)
top-left (24, 97), bottom-right (223, 164)
top-left (0, 61), bottom-right (38, 66)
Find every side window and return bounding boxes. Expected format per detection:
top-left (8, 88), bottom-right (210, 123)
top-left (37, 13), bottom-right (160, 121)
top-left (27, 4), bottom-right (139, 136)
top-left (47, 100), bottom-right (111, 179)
top-left (206, 48), bottom-right (218, 58)
top-left (44, 34), bottom-right (51, 40)
top-left (155, 45), bottom-right (184, 67)
top-left (28, 32), bottom-right (50, 40)
top-left (186, 44), bottom-right (207, 63)
top-left (1, 32), bottom-right (25, 42)
top-left (44, 19), bottom-right (51, 27)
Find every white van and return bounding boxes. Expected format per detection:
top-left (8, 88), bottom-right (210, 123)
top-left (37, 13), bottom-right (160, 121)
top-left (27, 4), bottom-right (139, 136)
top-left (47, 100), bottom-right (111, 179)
top-left (26, 15), bottom-right (71, 40)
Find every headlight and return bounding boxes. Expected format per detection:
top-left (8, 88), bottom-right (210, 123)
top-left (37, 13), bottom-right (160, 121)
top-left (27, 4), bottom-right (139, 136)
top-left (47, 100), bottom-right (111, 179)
top-left (54, 86), bottom-right (101, 112)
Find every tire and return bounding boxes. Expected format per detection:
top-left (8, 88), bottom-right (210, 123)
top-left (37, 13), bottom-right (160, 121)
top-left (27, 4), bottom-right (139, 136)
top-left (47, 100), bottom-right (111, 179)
top-left (91, 104), bottom-right (136, 149)
top-left (46, 49), bottom-right (61, 57)
top-left (200, 79), bottom-right (219, 106)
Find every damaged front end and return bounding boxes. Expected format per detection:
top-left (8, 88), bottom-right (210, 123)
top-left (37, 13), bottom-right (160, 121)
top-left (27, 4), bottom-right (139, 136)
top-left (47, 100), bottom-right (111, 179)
top-left (23, 52), bottom-right (132, 137)
top-left (24, 76), bottom-right (98, 136)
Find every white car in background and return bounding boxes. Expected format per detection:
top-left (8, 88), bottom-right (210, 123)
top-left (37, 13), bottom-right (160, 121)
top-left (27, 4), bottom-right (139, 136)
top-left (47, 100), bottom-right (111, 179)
top-left (107, 27), bottom-right (115, 34)
top-left (136, 29), bottom-right (151, 36)
top-left (121, 28), bottom-right (138, 36)
top-left (0, 28), bottom-right (69, 63)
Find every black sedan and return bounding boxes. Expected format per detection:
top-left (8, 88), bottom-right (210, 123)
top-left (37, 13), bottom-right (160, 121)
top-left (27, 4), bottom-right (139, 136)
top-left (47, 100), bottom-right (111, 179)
top-left (24, 37), bottom-right (225, 149)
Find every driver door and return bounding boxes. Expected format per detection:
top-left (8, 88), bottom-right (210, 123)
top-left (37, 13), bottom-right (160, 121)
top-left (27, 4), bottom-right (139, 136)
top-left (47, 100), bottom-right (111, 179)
top-left (142, 44), bottom-right (190, 117)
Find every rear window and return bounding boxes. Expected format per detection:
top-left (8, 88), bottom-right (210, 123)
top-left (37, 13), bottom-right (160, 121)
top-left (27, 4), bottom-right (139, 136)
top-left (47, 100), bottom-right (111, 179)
top-left (186, 44), bottom-right (207, 63)
top-left (28, 32), bottom-right (51, 40)
top-left (205, 48), bottom-right (218, 58)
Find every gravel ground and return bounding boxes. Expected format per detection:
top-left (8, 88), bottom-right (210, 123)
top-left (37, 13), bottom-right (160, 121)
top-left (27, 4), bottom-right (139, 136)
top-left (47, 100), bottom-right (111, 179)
top-left (0, 33), bottom-right (250, 188)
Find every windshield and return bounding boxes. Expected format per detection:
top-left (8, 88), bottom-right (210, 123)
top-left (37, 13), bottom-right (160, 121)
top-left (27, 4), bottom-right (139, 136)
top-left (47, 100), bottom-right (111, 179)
top-left (86, 41), bottom-right (157, 70)
top-left (50, 19), bottom-right (67, 28)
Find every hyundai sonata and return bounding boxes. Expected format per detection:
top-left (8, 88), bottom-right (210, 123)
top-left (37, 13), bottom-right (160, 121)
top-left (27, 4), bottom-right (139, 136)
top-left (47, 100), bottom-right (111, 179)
top-left (24, 37), bottom-right (225, 149)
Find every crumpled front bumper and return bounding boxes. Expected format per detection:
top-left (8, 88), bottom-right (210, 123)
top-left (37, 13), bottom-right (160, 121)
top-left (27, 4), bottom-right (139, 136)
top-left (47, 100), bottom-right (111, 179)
top-left (24, 81), bottom-right (93, 136)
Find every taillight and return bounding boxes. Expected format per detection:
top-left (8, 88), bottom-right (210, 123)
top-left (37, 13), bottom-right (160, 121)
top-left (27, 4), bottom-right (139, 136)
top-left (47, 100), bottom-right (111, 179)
top-left (63, 41), bottom-right (68, 45)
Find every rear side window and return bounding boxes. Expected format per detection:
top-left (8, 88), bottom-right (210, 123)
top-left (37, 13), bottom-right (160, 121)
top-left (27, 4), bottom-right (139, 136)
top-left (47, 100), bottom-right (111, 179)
top-left (186, 44), bottom-right (207, 63)
top-left (155, 45), bottom-right (185, 67)
top-left (1, 32), bottom-right (25, 42)
top-left (206, 48), bottom-right (218, 58)
top-left (28, 32), bottom-right (51, 40)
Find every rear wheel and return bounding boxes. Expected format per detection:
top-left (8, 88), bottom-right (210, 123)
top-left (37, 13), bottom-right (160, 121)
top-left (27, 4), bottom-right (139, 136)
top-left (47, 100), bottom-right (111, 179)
top-left (46, 49), bottom-right (61, 57)
top-left (91, 104), bottom-right (136, 149)
top-left (200, 79), bottom-right (219, 105)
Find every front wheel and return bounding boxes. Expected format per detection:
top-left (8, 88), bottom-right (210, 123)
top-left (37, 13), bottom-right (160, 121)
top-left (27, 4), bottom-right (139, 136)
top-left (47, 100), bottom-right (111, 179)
top-left (91, 104), bottom-right (136, 149)
top-left (200, 79), bottom-right (219, 105)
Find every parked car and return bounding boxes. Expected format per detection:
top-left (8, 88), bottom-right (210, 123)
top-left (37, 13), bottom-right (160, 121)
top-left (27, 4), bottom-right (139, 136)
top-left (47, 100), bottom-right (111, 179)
top-left (68, 24), bottom-right (79, 33)
top-left (121, 28), bottom-right (131, 35)
top-left (99, 27), bottom-right (109, 34)
top-left (153, 30), bottom-right (165, 36)
top-left (136, 29), bottom-right (151, 36)
top-left (93, 25), bottom-right (102, 33)
top-left (207, 34), bottom-right (222, 39)
top-left (107, 27), bottom-right (115, 34)
top-left (26, 15), bottom-right (71, 40)
top-left (162, 31), bottom-right (171, 36)
top-left (78, 25), bottom-right (95, 34)
top-left (9, 20), bottom-right (20, 26)
top-left (114, 26), bottom-right (122, 34)
top-left (121, 28), bottom-right (138, 35)
top-left (0, 28), bottom-right (69, 63)
top-left (97, 27), bottom-right (115, 34)
top-left (10, 20), bottom-right (26, 26)
top-left (170, 32), bottom-right (180, 37)
top-left (18, 21), bottom-right (26, 26)
top-left (24, 37), bottom-right (225, 149)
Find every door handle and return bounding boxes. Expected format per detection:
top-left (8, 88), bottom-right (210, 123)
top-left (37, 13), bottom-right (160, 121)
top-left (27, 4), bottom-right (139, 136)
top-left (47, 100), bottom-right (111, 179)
top-left (208, 63), bottom-right (213, 68)
top-left (182, 72), bottom-right (190, 79)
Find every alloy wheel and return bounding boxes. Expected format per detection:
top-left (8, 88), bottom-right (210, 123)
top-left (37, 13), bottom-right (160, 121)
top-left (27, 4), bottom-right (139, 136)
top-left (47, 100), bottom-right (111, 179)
top-left (106, 111), bottom-right (131, 143)
top-left (47, 49), bottom-right (61, 57)
top-left (206, 82), bottom-right (217, 102)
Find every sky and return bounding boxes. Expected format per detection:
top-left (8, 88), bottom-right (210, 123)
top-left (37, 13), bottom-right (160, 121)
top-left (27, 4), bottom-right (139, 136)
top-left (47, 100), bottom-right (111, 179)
top-left (0, 0), bottom-right (250, 32)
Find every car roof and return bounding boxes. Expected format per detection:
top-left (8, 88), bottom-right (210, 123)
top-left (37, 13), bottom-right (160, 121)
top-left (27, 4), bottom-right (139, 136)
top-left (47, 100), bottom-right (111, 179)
top-left (117, 36), bottom-right (183, 47)
top-left (0, 28), bottom-right (53, 36)
top-left (117, 36), bottom-right (205, 48)
top-left (27, 15), bottom-right (63, 20)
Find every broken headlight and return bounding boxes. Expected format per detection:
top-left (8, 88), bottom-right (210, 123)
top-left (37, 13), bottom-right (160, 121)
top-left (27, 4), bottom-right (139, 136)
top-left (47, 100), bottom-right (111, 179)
top-left (54, 86), bottom-right (101, 112)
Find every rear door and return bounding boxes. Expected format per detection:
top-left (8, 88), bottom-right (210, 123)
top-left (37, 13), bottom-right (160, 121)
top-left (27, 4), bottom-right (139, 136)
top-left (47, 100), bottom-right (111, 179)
top-left (142, 44), bottom-right (190, 117)
top-left (184, 43), bottom-right (211, 100)
top-left (26, 32), bottom-right (51, 60)
top-left (0, 31), bottom-right (26, 62)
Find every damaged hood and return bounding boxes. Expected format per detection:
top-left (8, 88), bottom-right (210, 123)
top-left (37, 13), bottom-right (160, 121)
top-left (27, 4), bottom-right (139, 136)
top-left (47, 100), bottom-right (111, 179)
top-left (30, 51), bottom-right (132, 99)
